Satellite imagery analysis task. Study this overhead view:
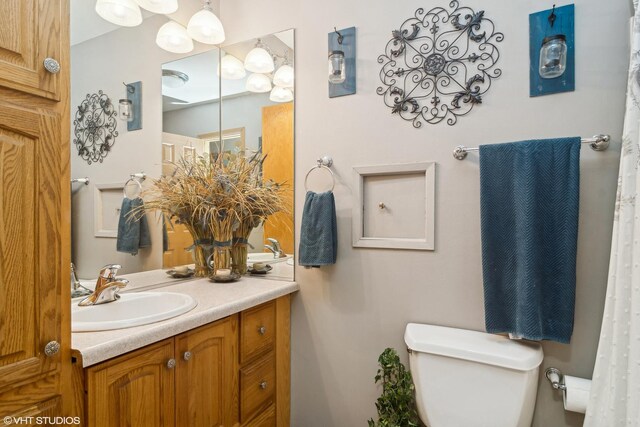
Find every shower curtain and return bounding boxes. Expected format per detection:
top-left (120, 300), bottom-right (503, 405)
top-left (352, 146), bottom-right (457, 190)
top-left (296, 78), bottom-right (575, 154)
top-left (584, 9), bottom-right (640, 427)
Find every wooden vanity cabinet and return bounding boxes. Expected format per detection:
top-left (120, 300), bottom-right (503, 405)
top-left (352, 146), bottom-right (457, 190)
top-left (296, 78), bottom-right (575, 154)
top-left (79, 295), bottom-right (291, 427)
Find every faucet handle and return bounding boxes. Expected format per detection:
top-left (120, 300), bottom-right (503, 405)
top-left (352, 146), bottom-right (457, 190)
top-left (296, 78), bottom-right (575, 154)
top-left (267, 238), bottom-right (281, 250)
top-left (99, 264), bottom-right (121, 279)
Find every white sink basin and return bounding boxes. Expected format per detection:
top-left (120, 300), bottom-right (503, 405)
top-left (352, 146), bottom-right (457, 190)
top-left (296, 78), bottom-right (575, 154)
top-left (72, 292), bottom-right (197, 332)
top-left (247, 253), bottom-right (292, 264)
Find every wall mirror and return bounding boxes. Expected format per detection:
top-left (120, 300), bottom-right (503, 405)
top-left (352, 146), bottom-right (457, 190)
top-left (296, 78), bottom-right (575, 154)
top-left (70, 18), bottom-right (294, 284)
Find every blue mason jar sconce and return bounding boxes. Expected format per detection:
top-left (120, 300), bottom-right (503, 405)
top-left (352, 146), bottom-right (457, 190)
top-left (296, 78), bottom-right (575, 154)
top-left (121, 81), bottom-right (143, 131)
top-left (328, 26), bottom-right (356, 98)
top-left (539, 34), bottom-right (567, 79)
top-left (328, 50), bottom-right (346, 84)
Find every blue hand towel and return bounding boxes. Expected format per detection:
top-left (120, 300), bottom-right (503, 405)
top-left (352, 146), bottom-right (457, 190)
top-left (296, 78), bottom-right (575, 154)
top-left (480, 137), bottom-right (580, 343)
top-left (299, 191), bottom-right (337, 267)
top-left (116, 197), bottom-right (151, 255)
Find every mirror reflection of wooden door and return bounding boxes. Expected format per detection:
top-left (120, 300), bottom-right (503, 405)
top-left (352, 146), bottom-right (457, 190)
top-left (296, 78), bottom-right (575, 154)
top-left (262, 102), bottom-right (294, 254)
top-left (163, 218), bottom-right (195, 269)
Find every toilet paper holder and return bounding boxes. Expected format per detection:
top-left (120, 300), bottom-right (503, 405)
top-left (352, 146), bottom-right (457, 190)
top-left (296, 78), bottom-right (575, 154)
top-left (545, 367), bottom-right (567, 391)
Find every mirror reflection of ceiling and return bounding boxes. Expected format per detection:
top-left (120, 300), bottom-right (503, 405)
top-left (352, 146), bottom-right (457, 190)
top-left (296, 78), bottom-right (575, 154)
top-left (162, 32), bottom-right (293, 112)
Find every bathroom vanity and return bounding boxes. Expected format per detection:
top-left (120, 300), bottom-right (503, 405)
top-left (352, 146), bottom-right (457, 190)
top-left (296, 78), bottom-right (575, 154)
top-left (70, 276), bottom-right (298, 427)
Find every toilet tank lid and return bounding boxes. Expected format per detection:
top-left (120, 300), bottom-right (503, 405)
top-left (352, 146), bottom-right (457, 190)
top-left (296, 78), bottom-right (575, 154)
top-left (404, 323), bottom-right (543, 371)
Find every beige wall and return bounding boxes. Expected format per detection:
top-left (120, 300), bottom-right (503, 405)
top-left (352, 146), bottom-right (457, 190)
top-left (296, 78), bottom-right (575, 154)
top-left (220, 0), bottom-right (629, 426)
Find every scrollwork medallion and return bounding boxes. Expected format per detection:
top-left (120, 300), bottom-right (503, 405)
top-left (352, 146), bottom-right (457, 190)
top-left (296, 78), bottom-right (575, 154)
top-left (73, 90), bottom-right (118, 164)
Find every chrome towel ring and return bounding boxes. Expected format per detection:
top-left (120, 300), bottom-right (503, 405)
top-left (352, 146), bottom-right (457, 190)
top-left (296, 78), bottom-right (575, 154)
top-left (123, 172), bottom-right (146, 199)
top-left (304, 156), bottom-right (335, 192)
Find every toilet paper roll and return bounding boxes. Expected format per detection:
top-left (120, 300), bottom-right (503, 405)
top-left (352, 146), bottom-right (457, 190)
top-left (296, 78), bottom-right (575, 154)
top-left (562, 375), bottom-right (592, 414)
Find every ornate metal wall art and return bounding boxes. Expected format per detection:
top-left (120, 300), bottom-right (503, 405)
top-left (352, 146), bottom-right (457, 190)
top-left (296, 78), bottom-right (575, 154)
top-left (73, 90), bottom-right (118, 164)
top-left (377, 1), bottom-right (503, 127)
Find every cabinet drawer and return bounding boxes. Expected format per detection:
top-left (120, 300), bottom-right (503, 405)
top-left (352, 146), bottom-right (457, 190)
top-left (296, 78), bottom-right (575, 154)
top-left (240, 301), bottom-right (275, 364)
top-left (243, 404), bottom-right (275, 427)
top-left (240, 353), bottom-right (275, 423)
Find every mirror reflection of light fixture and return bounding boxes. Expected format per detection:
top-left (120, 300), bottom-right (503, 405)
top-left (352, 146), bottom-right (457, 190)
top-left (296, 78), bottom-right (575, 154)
top-left (269, 86), bottom-right (293, 103)
top-left (156, 21), bottom-right (194, 53)
top-left (95, 0), bottom-right (142, 27)
top-left (134, 0), bottom-right (178, 14)
top-left (246, 73), bottom-right (272, 93)
top-left (219, 55), bottom-right (246, 80)
top-left (244, 39), bottom-right (275, 73)
top-left (162, 69), bottom-right (189, 88)
top-left (119, 99), bottom-right (134, 122)
top-left (187, 0), bottom-right (225, 45)
top-left (273, 64), bottom-right (294, 88)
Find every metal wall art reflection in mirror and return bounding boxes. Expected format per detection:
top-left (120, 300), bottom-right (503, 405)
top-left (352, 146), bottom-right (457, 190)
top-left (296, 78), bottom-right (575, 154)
top-left (378, 1), bottom-right (503, 127)
top-left (73, 90), bottom-right (119, 164)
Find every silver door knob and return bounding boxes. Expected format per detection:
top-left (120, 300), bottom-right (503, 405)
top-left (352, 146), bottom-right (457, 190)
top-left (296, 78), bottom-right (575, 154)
top-left (44, 341), bottom-right (60, 357)
top-left (258, 326), bottom-right (266, 335)
top-left (43, 58), bottom-right (60, 74)
top-left (183, 351), bottom-right (192, 361)
top-left (259, 381), bottom-right (267, 390)
top-left (166, 358), bottom-right (176, 369)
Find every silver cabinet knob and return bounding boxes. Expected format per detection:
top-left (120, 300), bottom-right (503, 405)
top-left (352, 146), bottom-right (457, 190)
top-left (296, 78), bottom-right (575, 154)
top-left (259, 381), bottom-right (267, 390)
top-left (183, 351), bottom-right (192, 361)
top-left (43, 58), bottom-right (60, 74)
top-left (258, 326), bottom-right (266, 335)
top-left (44, 341), bottom-right (60, 357)
top-left (166, 358), bottom-right (176, 369)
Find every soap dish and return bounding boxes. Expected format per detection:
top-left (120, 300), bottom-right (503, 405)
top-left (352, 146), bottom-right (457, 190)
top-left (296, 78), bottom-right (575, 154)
top-left (166, 268), bottom-right (195, 279)
top-left (209, 272), bottom-right (241, 283)
top-left (248, 265), bottom-right (273, 275)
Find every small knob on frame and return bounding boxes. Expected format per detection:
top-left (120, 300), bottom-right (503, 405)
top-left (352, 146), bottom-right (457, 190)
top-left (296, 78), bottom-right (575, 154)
top-left (44, 341), bottom-right (60, 357)
top-left (166, 358), bottom-right (176, 369)
top-left (43, 58), bottom-right (61, 74)
top-left (378, 202), bottom-right (386, 209)
top-left (258, 326), bottom-right (266, 335)
top-left (183, 351), bottom-right (192, 361)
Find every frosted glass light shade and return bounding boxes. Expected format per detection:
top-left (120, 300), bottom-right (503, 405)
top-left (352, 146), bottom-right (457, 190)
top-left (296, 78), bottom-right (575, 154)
top-left (96, 0), bottom-right (142, 27)
top-left (273, 65), bottom-right (294, 88)
top-left (187, 9), bottom-right (225, 44)
top-left (246, 74), bottom-right (272, 93)
top-left (270, 87), bottom-right (293, 103)
top-left (219, 55), bottom-right (246, 80)
top-left (244, 47), bottom-right (275, 73)
top-left (135, 0), bottom-right (178, 14)
top-left (156, 21), bottom-right (194, 54)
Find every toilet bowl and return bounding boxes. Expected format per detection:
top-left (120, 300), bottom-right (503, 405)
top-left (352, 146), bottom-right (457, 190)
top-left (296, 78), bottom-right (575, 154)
top-left (404, 323), bottom-right (543, 427)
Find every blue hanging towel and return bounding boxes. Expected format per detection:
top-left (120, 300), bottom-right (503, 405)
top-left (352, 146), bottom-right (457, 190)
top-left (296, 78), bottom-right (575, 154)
top-left (116, 197), bottom-right (151, 255)
top-left (480, 137), bottom-right (580, 343)
top-left (299, 191), bottom-right (337, 267)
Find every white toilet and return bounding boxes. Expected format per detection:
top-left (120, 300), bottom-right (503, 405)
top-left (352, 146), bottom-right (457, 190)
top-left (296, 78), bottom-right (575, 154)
top-left (404, 323), bottom-right (544, 427)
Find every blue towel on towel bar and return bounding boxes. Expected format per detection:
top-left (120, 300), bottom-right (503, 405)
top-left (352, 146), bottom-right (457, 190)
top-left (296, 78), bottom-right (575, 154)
top-left (480, 137), bottom-right (580, 343)
top-left (116, 197), bottom-right (151, 255)
top-left (299, 191), bottom-right (337, 267)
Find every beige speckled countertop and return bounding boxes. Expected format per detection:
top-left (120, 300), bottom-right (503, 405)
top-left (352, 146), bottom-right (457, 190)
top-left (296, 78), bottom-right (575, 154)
top-left (71, 276), bottom-right (299, 367)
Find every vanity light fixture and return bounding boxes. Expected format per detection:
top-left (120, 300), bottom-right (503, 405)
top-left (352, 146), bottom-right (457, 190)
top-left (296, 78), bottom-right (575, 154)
top-left (162, 69), bottom-right (189, 88)
top-left (95, 0), bottom-right (142, 27)
top-left (134, 0), bottom-right (178, 14)
top-left (269, 86), bottom-right (293, 103)
top-left (156, 21), bottom-right (194, 54)
top-left (219, 54), bottom-right (246, 80)
top-left (244, 39), bottom-right (275, 73)
top-left (187, 0), bottom-right (225, 45)
top-left (246, 73), bottom-right (272, 93)
top-left (273, 64), bottom-right (294, 88)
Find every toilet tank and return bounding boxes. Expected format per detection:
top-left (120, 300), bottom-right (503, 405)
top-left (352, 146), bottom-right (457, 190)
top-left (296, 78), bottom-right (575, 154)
top-left (404, 323), bottom-right (544, 427)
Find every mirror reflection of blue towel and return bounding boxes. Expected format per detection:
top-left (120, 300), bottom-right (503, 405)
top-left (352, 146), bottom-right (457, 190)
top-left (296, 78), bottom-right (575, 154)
top-left (299, 191), bottom-right (337, 267)
top-left (116, 197), bottom-right (151, 255)
top-left (480, 137), bottom-right (580, 343)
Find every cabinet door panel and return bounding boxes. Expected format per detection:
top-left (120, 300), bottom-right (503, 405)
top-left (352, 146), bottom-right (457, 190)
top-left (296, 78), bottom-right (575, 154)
top-left (0, 0), bottom-right (61, 100)
top-left (87, 340), bottom-right (175, 427)
top-left (176, 316), bottom-right (238, 427)
top-left (0, 104), bottom-right (62, 389)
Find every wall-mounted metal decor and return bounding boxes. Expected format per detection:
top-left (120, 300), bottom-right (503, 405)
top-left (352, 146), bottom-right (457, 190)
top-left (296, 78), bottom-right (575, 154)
top-left (73, 90), bottom-right (118, 164)
top-left (377, 1), bottom-right (503, 127)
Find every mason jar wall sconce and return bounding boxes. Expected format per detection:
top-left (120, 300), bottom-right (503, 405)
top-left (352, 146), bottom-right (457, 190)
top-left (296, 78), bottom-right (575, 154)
top-left (328, 26), bottom-right (356, 98)
top-left (120, 81), bottom-right (143, 130)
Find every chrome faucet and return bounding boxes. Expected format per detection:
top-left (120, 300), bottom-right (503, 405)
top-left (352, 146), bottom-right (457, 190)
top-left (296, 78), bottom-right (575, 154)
top-left (78, 264), bottom-right (129, 306)
top-left (71, 262), bottom-right (92, 298)
top-left (264, 238), bottom-right (286, 259)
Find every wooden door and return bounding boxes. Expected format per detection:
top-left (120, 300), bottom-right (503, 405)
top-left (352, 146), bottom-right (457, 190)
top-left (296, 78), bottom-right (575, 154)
top-left (86, 340), bottom-right (176, 427)
top-left (0, 0), bottom-right (63, 100)
top-left (262, 103), bottom-right (294, 255)
top-left (163, 218), bottom-right (195, 269)
top-left (175, 316), bottom-right (239, 427)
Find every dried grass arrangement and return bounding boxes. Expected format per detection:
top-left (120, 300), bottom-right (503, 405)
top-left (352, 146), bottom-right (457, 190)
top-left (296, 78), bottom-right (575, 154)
top-left (134, 152), bottom-right (287, 277)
